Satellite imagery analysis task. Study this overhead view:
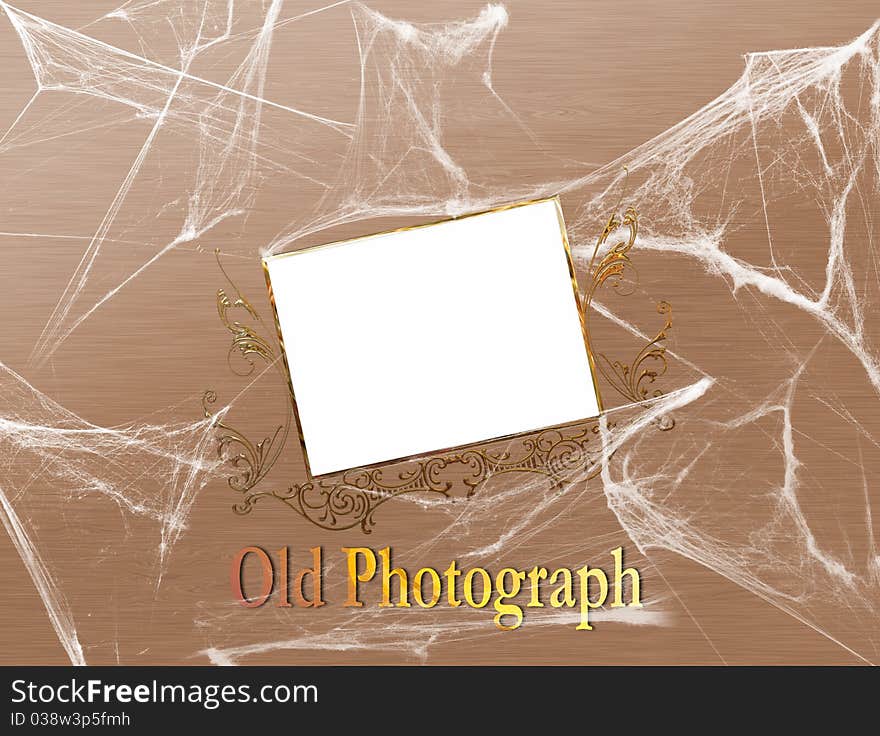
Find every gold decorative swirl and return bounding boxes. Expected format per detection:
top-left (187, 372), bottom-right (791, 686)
top-left (232, 419), bottom-right (612, 532)
top-left (596, 301), bottom-right (672, 404)
top-left (215, 249), bottom-right (274, 375)
top-left (204, 251), bottom-right (289, 500)
top-left (203, 391), bottom-right (287, 494)
top-left (584, 206), bottom-right (675, 429)
top-left (584, 205), bottom-right (639, 314)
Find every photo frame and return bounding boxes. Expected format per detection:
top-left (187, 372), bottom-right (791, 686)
top-left (204, 199), bottom-right (675, 532)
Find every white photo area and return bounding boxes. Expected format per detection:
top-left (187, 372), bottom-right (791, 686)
top-left (263, 198), bottom-right (602, 476)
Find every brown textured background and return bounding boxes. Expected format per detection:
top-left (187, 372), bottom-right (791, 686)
top-left (0, 0), bottom-right (877, 665)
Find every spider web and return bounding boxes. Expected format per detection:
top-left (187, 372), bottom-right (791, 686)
top-left (0, 1), bottom-right (878, 663)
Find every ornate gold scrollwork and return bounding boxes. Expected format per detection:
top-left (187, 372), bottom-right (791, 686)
top-left (202, 391), bottom-right (286, 494)
top-left (205, 202), bottom-right (675, 530)
top-left (215, 250), bottom-right (275, 376)
top-left (584, 207), bottom-right (675, 430)
top-left (203, 250), bottom-right (288, 502)
top-left (585, 205), bottom-right (640, 309)
top-left (233, 420), bottom-right (613, 533)
top-left (597, 301), bottom-right (672, 404)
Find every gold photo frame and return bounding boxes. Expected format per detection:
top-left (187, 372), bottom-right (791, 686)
top-left (204, 199), bottom-right (674, 532)
top-left (261, 197), bottom-right (603, 479)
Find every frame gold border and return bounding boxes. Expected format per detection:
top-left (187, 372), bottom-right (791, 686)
top-left (261, 196), bottom-right (604, 480)
top-left (207, 199), bottom-right (674, 531)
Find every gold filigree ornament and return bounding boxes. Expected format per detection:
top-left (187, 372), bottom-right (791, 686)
top-left (235, 419), bottom-right (614, 533)
top-left (202, 391), bottom-right (287, 495)
top-left (215, 250), bottom-right (275, 376)
top-left (584, 206), bottom-right (675, 431)
top-left (202, 250), bottom-right (290, 501)
top-left (204, 203), bottom-right (675, 531)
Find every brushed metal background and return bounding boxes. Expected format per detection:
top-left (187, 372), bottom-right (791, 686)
top-left (0, 0), bottom-right (877, 664)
